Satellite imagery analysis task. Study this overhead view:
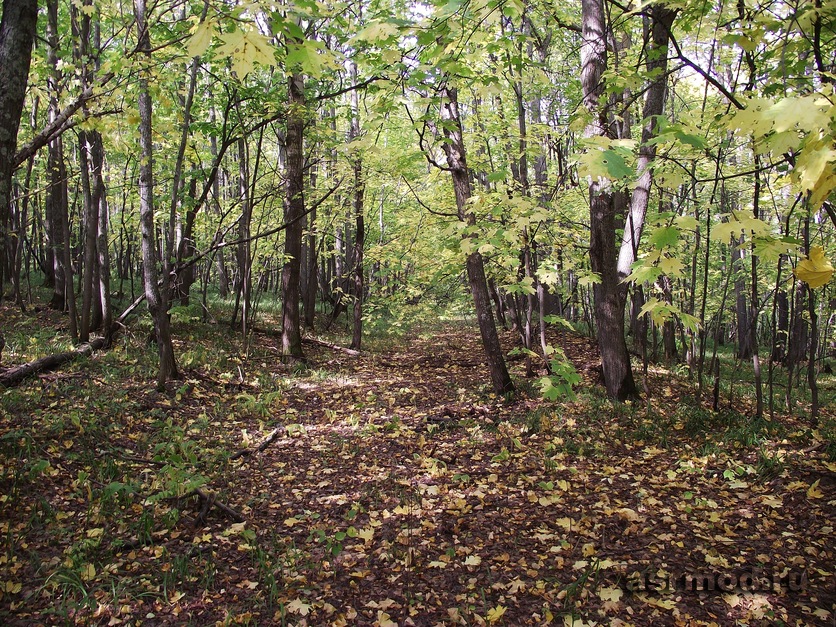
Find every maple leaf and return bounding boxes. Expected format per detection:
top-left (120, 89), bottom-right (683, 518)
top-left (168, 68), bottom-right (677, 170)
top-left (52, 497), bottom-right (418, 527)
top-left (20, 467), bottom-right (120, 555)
top-left (598, 587), bottom-right (623, 603)
top-left (807, 479), bottom-right (824, 499)
top-left (486, 604), bottom-right (506, 623)
top-left (186, 19), bottom-right (215, 58)
top-left (286, 598), bottom-right (312, 616)
top-left (794, 246), bottom-right (834, 288)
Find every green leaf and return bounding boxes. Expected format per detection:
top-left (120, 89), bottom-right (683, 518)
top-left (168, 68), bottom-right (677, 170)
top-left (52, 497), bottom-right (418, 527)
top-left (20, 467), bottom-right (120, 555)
top-left (579, 149), bottom-right (632, 180)
top-left (648, 225), bottom-right (680, 249)
top-left (352, 20), bottom-right (400, 43)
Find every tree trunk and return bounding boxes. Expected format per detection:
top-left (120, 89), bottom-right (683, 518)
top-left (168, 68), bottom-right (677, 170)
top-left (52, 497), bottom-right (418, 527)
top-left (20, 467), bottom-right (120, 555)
top-left (615, 5), bottom-right (676, 278)
top-left (280, 72), bottom-right (305, 363)
top-left (135, 0), bottom-right (177, 389)
top-left (731, 236), bottom-right (753, 359)
top-left (440, 85), bottom-right (513, 395)
top-left (349, 62), bottom-right (364, 351)
top-left (659, 275), bottom-right (678, 363)
top-left (0, 0), bottom-right (38, 296)
top-left (232, 136), bottom-right (252, 337)
top-left (581, 0), bottom-right (638, 400)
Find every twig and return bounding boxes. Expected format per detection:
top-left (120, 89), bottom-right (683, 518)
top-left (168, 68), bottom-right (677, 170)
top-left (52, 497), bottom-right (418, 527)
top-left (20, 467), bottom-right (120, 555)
top-left (229, 427), bottom-right (284, 460)
top-left (190, 488), bottom-right (245, 523)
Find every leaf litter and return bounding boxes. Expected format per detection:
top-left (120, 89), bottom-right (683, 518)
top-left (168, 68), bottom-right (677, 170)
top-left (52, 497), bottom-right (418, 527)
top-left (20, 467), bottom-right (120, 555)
top-left (0, 316), bottom-right (833, 626)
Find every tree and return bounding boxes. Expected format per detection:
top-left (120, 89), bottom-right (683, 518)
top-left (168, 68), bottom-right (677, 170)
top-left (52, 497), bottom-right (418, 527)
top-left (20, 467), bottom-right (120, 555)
top-left (280, 71), bottom-right (306, 364)
top-left (135, 0), bottom-right (178, 388)
top-left (349, 59), bottom-right (365, 351)
top-left (0, 0), bottom-right (38, 299)
top-left (439, 85), bottom-right (514, 395)
top-left (580, 0), bottom-right (639, 400)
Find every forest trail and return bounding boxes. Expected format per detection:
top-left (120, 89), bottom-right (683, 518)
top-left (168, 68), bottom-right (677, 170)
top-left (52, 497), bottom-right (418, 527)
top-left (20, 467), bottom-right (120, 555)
top-left (0, 321), bottom-right (834, 625)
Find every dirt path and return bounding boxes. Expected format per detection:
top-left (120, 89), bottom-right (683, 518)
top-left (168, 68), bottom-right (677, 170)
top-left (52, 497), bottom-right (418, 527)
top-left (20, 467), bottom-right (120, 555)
top-left (1, 324), bottom-right (833, 626)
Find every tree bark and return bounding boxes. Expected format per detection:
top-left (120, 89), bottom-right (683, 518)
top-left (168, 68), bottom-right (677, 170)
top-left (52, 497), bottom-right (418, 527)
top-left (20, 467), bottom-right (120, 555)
top-left (350, 61), bottom-right (365, 351)
top-left (0, 0), bottom-right (38, 296)
top-left (280, 72), bottom-right (306, 363)
top-left (440, 85), bottom-right (513, 395)
top-left (580, 0), bottom-right (638, 400)
top-left (135, 0), bottom-right (178, 389)
top-left (615, 5), bottom-right (676, 278)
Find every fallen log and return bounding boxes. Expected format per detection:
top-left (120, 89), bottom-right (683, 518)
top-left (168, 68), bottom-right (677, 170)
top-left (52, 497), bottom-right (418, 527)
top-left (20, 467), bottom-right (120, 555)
top-left (0, 336), bottom-right (108, 388)
top-left (301, 337), bottom-right (360, 356)
top-left (0, 293), bottom-right (150, 389)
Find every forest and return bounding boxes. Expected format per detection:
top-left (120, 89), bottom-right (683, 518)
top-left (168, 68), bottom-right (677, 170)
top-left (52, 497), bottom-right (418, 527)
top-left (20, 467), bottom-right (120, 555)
top-left (0, 0), bottom-right (834, 624)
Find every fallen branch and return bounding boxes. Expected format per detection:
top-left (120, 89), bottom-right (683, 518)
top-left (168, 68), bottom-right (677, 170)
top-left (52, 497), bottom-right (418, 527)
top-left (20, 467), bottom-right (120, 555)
top-left (302, 337), bottom-right (360, 356)
top-left (229, 427), bottom-right (284, 460)
top-left (0, 336), bottom-right (108, 388)
top-left (190, 488), bottom-right (244, 523)
top-left (0, 289), bottom-right (153, 389)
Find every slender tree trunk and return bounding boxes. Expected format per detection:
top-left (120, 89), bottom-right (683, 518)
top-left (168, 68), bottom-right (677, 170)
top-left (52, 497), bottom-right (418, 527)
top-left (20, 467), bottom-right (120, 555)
top-left (96, 149), bottom-right (112, 337)
top-left (659, 275), bottom-right (678, 362)
top-left (732, 235), bottom-right (753, 359)
top-left (616, 5), bottom-right (676, 278)
top-left (440, 85), bottom-right (513, 395)
top-left (802, 215), bottom-right (819, 424)
top-left (135, 0), bottom-right (177, 389)
top-left (750, 162), bottom-right (763, 418)
top-left (280, 72), bottom-right (305, 363)
top-left (79, 131), bottom-right (99, 341)
top-left (349, 62), bottom-right (364, 350)
top-left (301, 160), bottom-right (317, 328)
top-left (581, 0), bottom-right (638, 400)
top-left (167, 1), bottom-right (207, 306)
top-left (232, 137), bottom-right (252, 338)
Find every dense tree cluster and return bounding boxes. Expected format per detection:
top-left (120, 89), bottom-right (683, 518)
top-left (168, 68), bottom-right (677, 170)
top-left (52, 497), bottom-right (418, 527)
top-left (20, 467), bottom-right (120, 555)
top-left (0, 0), bottom-right (833, 415)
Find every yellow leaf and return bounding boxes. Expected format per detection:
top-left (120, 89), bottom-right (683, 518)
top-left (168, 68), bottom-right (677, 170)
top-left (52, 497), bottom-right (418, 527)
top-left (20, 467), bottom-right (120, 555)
top-left (761, 495), bottom-right (782, 508)
top-left (807, 479), bottom-right (824, 499)
top-left (464, 555), bottom-right (482, 566)
top-left (795, 246), bottom-right (834, 289)
top-left (81, 563), bottom-right (96, 581)
top-left (598, 586), bottom-right (623, 602)
top-left (186, 19), bottom-right (214, 58)
top-left (376, 610), bottom-right (398, 627)
top-left (3, 581), bottom-right (21, 593)
top-left (486, 604), bottom-right (507, 623)
top-left (284, 517), bottom-right (300, 527)
top-left (286, 598), bottom-right (312, 616)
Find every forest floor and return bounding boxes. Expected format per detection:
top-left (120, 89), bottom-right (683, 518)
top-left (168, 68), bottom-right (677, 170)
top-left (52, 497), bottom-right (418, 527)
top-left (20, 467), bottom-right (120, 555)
top-left (0, 303), bottom-right (834, 626)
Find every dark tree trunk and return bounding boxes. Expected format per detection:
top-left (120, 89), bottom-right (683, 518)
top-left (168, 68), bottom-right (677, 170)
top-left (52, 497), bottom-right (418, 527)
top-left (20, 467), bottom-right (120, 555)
top-left (732, 237), bottom-right (753, 359)
top-left (349, 63), bottom-right (365, 351)
top-left (772, 284), bottom-right (788, 363)
top-left (581, 0), bottom-right (638, 400)
top-left (440, 85), bottom-right (513, 395)
top-left (280, 72), bottom-right (305, 363)
top-left (659, 275), bottom-right (678, 363)
top-left (0, 0), bottom-right (38, 296)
